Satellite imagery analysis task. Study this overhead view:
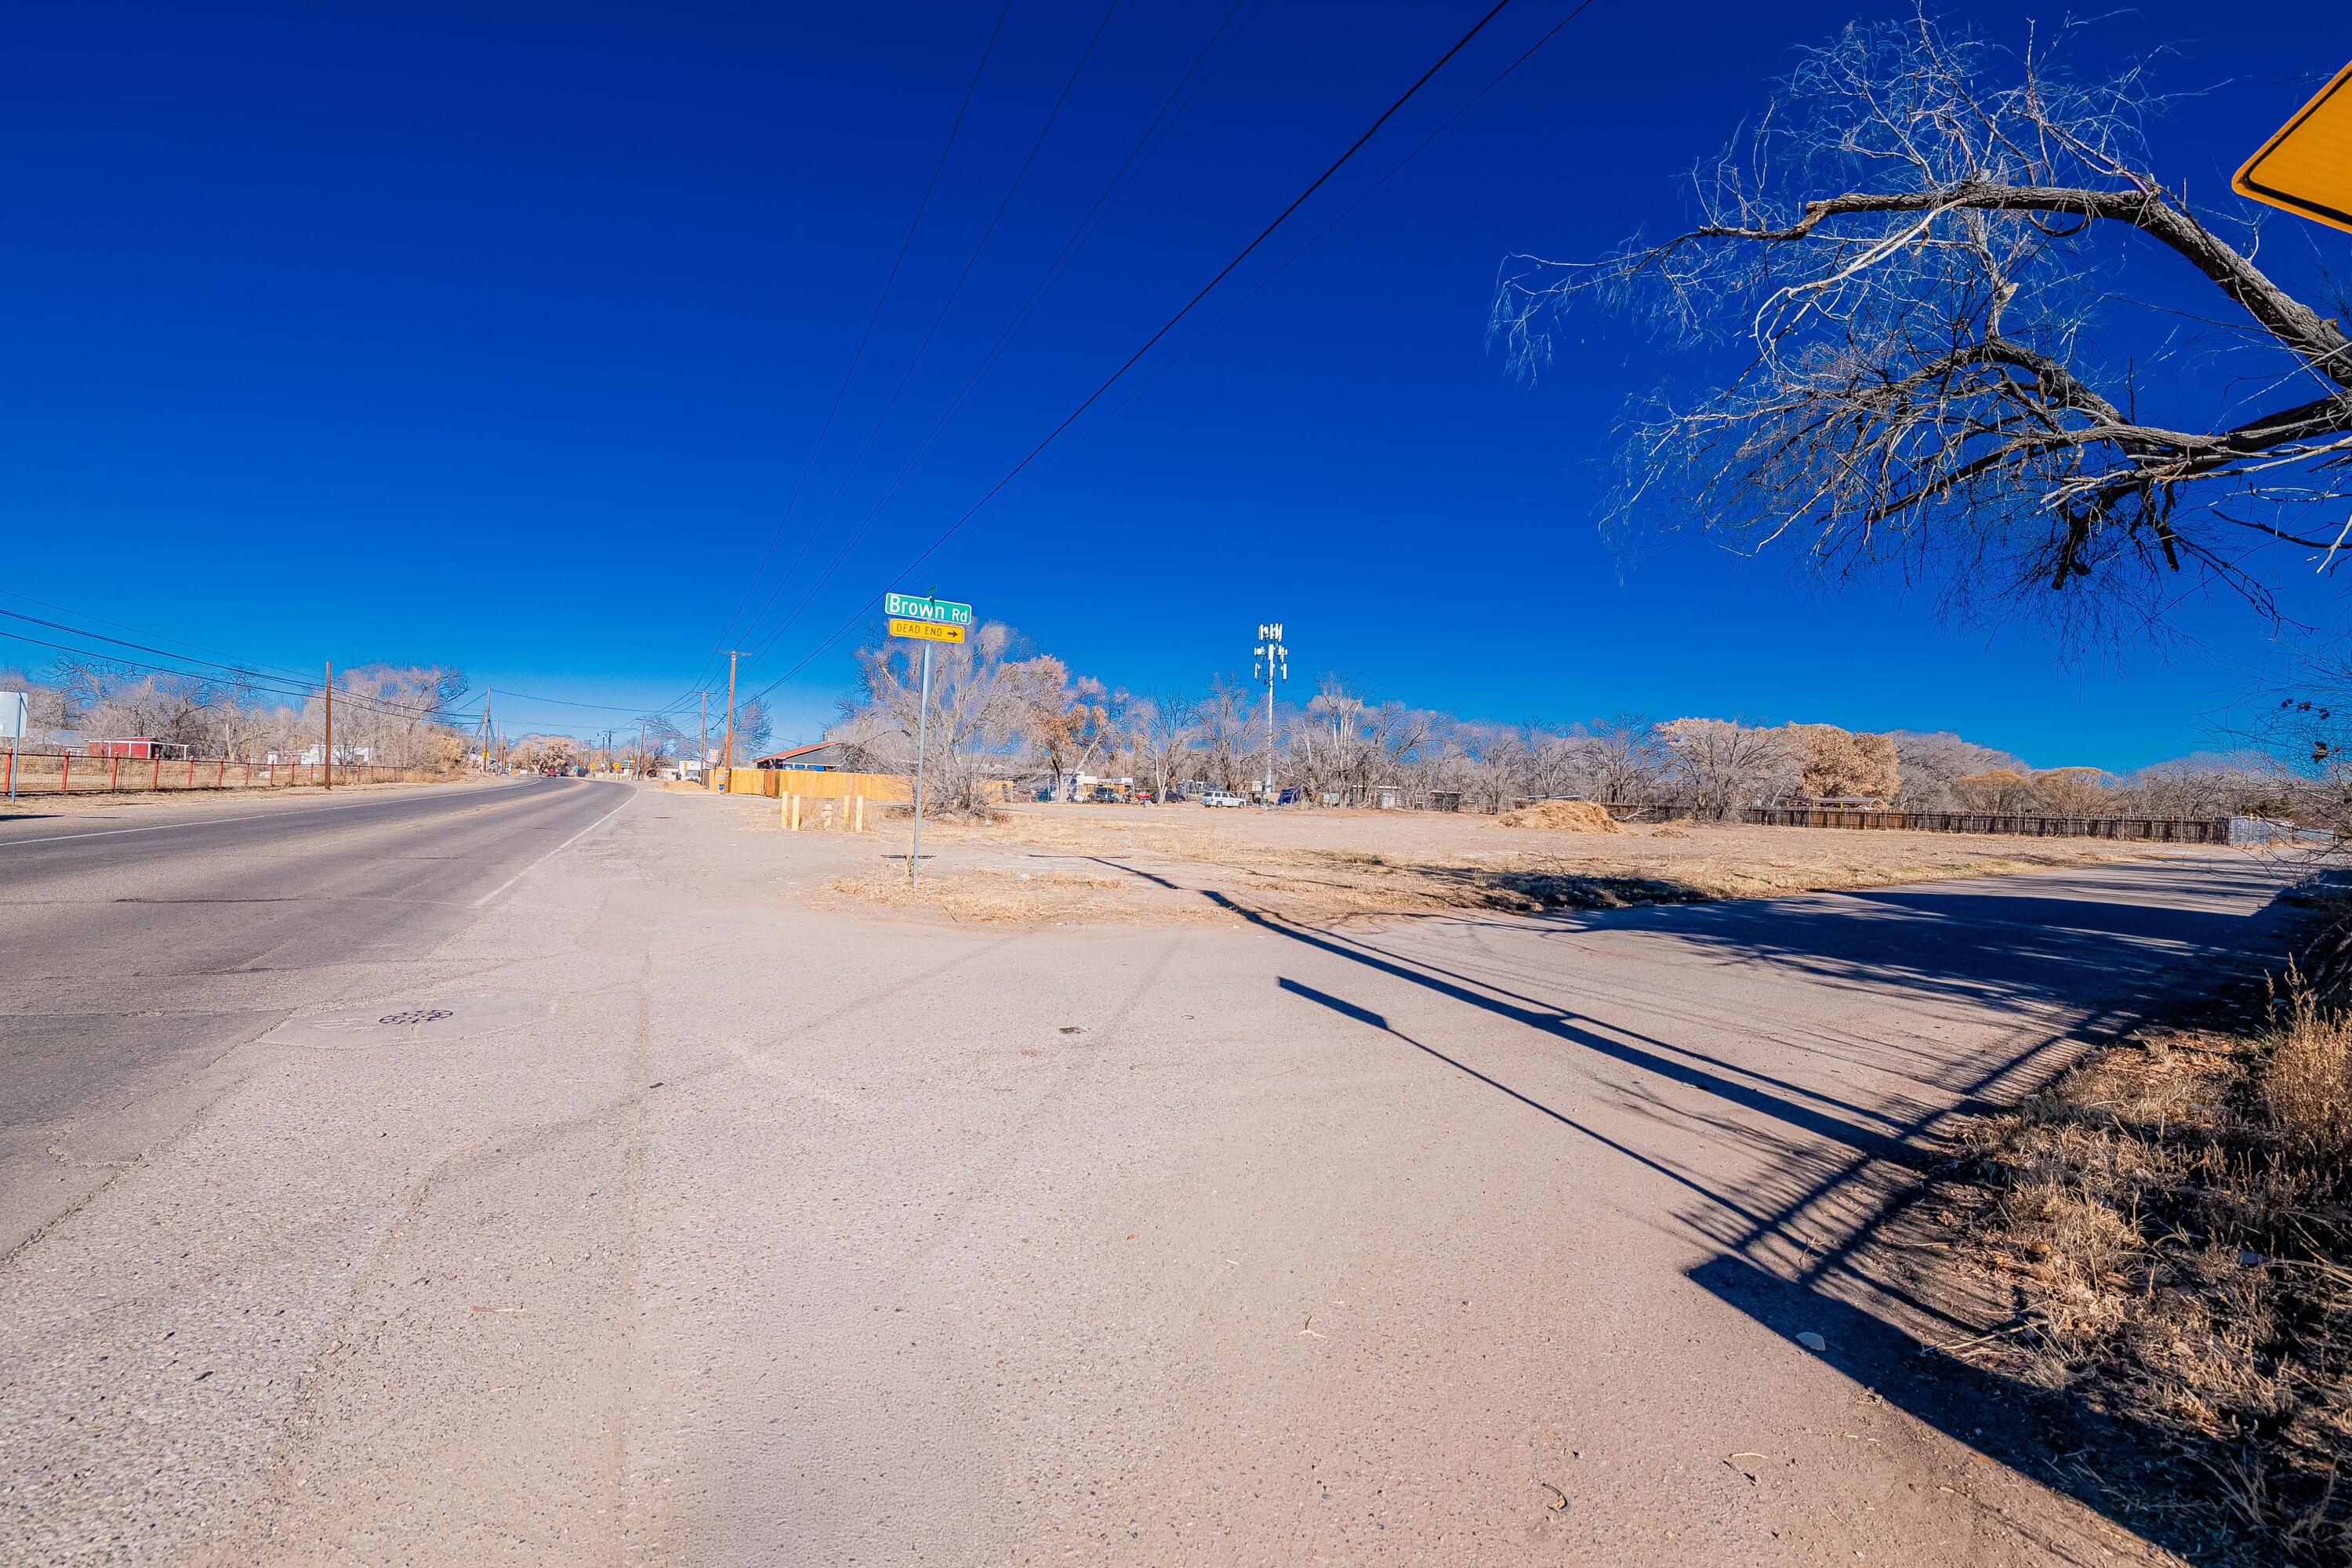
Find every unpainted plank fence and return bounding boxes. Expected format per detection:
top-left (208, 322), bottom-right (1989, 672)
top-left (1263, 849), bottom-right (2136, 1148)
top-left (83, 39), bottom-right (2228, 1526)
top-left (1741, 806), bottom-right (2228, 843)
top-left (2, 750), bottom-right (442, 796)
top-left (719, 766), bottom-right (911, 801)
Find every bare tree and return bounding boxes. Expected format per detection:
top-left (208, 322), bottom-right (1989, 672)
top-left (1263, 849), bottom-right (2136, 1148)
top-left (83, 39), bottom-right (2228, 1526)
top-left (1889, 730), bottom-right (2023, 810)
top-left (314, 664), bottom-right (469, 769)
top-left (1657, 718), bottom-right (1796, 818)
top-left (1494, 12), bottom-right (2352, 637)
top-left (1582, 713), bottom-right (1664, 804)
top-left (831, 622), bottom-right (1035, 813)
top-left (1454, 721), bottom-right (1529, 813)
top-left (74, 670), bottom-right (220, 752)
top-left (1134, 688), bottom-right (1199, 801)
top-left (1024, 659), bottom-right (1110, 801)
top-left (1190, 678), bottom-right (1258, 794)
top-left (2112, 754), bottom-right (2285, 819)
top-left (1298, 679), bottom-right (1393, 804)
top-left (1788, 724), bottom-right (1901, 800)
top-left (1951, 768), bottom-right (2040, 813)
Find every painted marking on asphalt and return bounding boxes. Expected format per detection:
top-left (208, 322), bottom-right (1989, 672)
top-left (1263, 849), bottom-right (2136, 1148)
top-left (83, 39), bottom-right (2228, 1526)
top-left (471, 790), bottom-right (637, 907)
top-left (0, 779), bottom-right (543, 850)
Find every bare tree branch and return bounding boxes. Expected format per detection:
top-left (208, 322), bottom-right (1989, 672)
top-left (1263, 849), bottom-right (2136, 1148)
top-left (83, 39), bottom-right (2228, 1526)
top-left (1491, 9), bottom-right (2352, 637)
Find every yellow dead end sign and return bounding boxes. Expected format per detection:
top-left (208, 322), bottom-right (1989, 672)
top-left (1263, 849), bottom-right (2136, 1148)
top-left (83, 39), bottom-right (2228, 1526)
top-left (887, 617), bottom-right (964, 643)
top-left (2234, 60), bottom-right (2352, 236)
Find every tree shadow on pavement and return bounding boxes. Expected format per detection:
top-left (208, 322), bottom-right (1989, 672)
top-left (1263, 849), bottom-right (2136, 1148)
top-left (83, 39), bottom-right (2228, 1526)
top-left (1229, 859), bottom-right (2303, 1566)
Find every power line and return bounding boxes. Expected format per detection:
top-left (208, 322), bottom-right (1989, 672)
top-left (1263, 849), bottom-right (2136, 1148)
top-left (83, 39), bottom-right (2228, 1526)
top-left (927, 0), bottom-right (1604, 543)
top-left (0, 588), bottom-right (324, 688)
top-left (735, 0), bottom-right (1263, 667)
top-left (0, 625), bottom-right (460, 726)
top-left (738, 0), bottom-right (1546, 708)
top-left (881, 0), bottom-right (1523, 588)
top-left (727, 0), bottom-right (1132, 667)
top-left (0, 603), bottom-right (673, 729)
top-left (678, 0), bottom-right (1016, 713)
top-left (0, 617), bottom-right (446, 721)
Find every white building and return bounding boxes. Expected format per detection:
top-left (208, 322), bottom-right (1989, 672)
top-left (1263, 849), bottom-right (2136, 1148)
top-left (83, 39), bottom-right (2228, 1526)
top-left (270, 745), bottom-right (373, 766)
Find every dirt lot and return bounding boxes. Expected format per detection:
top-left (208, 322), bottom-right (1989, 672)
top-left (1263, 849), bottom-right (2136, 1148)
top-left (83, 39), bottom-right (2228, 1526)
top-left (769, 800), bottom-right (2224, 927)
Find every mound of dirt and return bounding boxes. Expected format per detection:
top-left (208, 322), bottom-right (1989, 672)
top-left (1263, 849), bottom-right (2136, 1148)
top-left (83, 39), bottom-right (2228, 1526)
top-left (1497, 799), bottom-right (1624, 834)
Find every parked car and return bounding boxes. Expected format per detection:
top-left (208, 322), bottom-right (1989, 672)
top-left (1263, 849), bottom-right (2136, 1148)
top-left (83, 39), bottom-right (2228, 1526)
top-left (1200, 790), bottom-right (1246, 808)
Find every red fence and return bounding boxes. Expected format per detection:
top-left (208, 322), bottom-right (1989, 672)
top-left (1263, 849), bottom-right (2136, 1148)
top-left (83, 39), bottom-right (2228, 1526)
top-left (2, 751), bottom-right (447, 796)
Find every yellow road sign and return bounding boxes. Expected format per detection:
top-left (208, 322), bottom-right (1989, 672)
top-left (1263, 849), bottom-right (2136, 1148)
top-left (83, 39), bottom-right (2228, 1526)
top-left (2234, 60), bottom-right (2352, 236)
top-left (889, 618), bottom-right (965, 644)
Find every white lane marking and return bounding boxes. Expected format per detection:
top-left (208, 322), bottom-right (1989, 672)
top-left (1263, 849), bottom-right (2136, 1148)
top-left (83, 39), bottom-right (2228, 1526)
top-left (471, 789), bottom-right (637, 908)
top-left (0, 780), bottom-right (538, 850)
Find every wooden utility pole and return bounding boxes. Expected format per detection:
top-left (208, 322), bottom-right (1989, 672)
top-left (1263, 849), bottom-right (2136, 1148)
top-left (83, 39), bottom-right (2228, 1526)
top-left (698, 691), bottom-right (712, 770)
top-left (323, 662), bottom-right (333, 791)
top-left (718, 652), bottom-right (746, 789)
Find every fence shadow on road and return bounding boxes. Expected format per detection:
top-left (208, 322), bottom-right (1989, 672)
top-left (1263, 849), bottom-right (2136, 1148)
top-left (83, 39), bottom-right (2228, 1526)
top-left (1212, 862), bottom-right (2301, 1565)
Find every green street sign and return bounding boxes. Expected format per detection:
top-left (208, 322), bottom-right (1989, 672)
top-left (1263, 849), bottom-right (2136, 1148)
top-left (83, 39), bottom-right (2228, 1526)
top-left (884, 592), bottom-right (973, 628)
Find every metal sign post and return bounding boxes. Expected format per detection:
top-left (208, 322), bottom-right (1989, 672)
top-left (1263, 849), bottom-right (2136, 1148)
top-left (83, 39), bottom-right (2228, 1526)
top-left (910, 641), bottom-right (932, 889)
top-left (891, 593), bottom-right (971, 889)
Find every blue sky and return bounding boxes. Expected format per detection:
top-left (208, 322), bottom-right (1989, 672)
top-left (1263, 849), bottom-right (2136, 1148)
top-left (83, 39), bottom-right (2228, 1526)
top-left (1, 1), bottom-right (2345, 768)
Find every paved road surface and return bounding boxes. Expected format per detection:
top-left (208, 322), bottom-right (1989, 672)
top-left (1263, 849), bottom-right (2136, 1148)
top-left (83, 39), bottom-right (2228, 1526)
top-left (0, 783), bottom-right (2297, 1564)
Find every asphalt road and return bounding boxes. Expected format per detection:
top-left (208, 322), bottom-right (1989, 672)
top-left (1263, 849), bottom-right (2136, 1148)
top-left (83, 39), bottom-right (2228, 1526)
top-left (0, 786), bottom-right (2300, 1565)
top-left (0, 777), bottom-right (623, 1254)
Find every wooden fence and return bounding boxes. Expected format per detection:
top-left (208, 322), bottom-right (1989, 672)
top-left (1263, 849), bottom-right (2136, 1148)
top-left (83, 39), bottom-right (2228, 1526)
top-left (1742, 806), bottom-right (2229, 843)
top-left (2, 750), bottom-right (445, 796)
top-left (718, 767), bottom-right (912, 801)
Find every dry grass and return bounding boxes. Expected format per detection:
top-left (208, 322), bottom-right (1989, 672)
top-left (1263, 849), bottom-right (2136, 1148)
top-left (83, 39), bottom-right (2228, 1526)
top-left (810, 804), bottom-right (2196, 926)
top-left (2267, 985), bottom-right (2352, 1155)
top-left (1926, 891), bottom-right (2352, 1563)
top-left (818, 865), bottom-right (1225, 927)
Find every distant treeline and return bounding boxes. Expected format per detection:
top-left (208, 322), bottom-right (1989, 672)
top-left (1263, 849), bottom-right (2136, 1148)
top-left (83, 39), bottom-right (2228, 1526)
top-left (2, 660), bottom-right (470, 771)
top-left (819, 623), bottom-right (2313, 821)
